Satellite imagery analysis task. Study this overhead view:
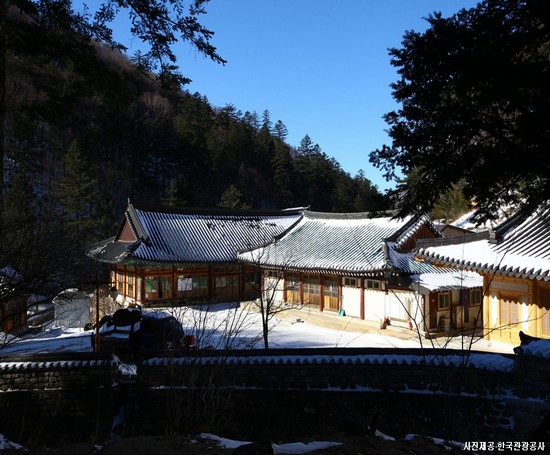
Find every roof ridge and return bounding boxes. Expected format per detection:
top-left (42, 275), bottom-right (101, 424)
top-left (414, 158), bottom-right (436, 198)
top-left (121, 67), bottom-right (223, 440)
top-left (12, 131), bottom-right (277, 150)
top-left (415, 231), bottom-right (491, 250)
top-left (130, 201), bottom-right (306, 217)
top-left (304, 210), bottom-right (398, 220)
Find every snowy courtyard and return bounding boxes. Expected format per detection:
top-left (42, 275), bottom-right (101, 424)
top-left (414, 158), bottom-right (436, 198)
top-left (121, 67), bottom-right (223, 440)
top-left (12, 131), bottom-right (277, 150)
top-left (0, 303), bottom-right (515, 356)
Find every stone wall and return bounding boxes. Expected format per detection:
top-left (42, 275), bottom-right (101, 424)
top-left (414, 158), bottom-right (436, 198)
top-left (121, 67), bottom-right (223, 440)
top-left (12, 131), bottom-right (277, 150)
top-left (0, 348), bottom-right (548, 447)
top-left (0, 353), bottom-right (118, 446)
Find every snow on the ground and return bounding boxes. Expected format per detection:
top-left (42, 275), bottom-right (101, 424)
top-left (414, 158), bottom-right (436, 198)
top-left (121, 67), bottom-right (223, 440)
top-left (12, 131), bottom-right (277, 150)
top-left (0, 433), bottom-right (24, 451)
top-left (0, 326), bottom-right (93, 355)
top-left (0, 304), bottom-right (544, 453)
top-left (451, 208), bottom-right (512, 232)
top-left (200, 433), bottom-right (342, 454)
top-left (0, 304), bottom-right (516, 357)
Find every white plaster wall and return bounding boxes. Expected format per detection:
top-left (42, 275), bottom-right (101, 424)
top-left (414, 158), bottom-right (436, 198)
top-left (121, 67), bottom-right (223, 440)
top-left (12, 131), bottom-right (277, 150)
top-left (341, 286), bottom-right (361, 318)
top-left (387, 290), bottom-right (419, 327)
top-left (364, 289), bottom-right (386, 323)
top-left (264, 277), bottom-right (285, 303)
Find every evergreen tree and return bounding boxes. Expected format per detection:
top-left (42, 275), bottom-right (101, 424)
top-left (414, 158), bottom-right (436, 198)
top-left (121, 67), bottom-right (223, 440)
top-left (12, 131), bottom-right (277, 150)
top-left (218, 185), bottom-right (250, 210)
top-left (273, 120), bottom-right (288, 141)
top-left (3, 173), bottom-right (36, 252)
top-left (298, 134), bottom-right (316, 157)
top-left (53, 139), bottom-right (98, 253)
top-left (1, 172), bottom-right (66, 302)
top-left (162, 178), bottom-right (186, 207)
top-left (243, 111), bottom-right (260, 130)
top-left (235, 164), bottom-right (254, 208)
top-left (353, 170), bottom-right (389, 213)
top-left (271, 142), bottom-right (295, 208)
top-left (261, 109), bottom-right (272, 132)
top-left (1, 0), bottom-right (226, 219)
top-left (369, 0), bottom-right (550, 221)
top-left (93, 194), bottom-right (118, 241)
top-left (255, 119), bottom-right (275, 181)
top-left (430, 180), bottom-right (471, 222)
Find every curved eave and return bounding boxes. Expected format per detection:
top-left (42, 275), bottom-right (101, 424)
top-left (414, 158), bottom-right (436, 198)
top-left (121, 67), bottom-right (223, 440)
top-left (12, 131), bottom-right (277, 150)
top-left (418, 251), bottom-right (550, 282)
top-left (86, 238), bottom-right (138, 264)
top-left (117, 258), bottom-right (241, 268)
top-left (237, 257), bottom-right (407, 278)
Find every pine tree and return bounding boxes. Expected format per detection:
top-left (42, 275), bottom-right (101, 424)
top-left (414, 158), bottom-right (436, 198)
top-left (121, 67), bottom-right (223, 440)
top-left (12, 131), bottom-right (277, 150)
top-left (218, 185), bottom-right (250, 210)
top-left (93, 194), bottom-right (118, 241)
top-left (3, 173), bottom-right (36, 253)
top-left (1, 172), bottom-right (65, 303)
top-left (261, 109), bottom-right (272, 132)
top-left (273, 120), bottom-right (288, 141)
top-left (53, 139), bottom-right (98, 252)
top-left (162, 178), bottom-right (186, 207)
top-left (298, 134), bottom-right (316, 157)
top-left (271, 142), bottom-right (294, 208)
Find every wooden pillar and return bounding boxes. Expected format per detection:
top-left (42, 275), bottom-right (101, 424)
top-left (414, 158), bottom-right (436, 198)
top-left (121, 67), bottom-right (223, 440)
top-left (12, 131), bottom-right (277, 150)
top-left (283, 271), bottom-right (287, 302)
top-left (299, 272), bottom-right (304, 304)
top-left (208, 265), bottom-right (213, 302)
top-left (240, 264), bottom-right (246, 301)
top-left (338, 277), bottom-right (343, 312)
top-left (360, 278), bottom-right (365, 320)
top-left (123, 265), bottom-right (127, 298)
top-left (482, 274), bottom-right (491, 339)
top-left (172, 266), bottom-right (177, 305)
top-left (320, 274), bottom-right (325, 312)
top-left (139, 269), bottom-right (145, 306)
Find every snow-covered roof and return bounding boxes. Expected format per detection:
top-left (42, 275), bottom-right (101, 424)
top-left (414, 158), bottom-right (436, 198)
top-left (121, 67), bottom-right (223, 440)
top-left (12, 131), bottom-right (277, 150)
top-left (87, 203), bottom-right (303, 265)
top-left (416, 205), bottom-right (550, 281)
top-left (238, 211), bottom-right (449, 276)
top-left (411, 271), bottom-right (483, 293)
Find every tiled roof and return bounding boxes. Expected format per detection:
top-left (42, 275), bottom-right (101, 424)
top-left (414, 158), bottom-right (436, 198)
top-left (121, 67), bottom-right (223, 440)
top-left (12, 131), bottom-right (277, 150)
top-left (416, 206), bottom-right (550, 281)
top-left (87, 204), bottom-right (303, 265)
top-left (237, 212), bottom-right (449, 276)
top-left (411, 271), bottom-right (483, 292)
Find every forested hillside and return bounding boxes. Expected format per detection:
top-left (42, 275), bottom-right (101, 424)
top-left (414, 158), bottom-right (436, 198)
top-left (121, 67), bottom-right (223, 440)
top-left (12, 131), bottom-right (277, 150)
top-left (6, 8), bottom-right (389, 214)
top-left (2, 3), bottom-right (389, 297)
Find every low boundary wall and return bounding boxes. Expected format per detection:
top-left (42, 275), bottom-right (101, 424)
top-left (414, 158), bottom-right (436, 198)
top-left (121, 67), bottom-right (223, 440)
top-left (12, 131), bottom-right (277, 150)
top-left (0, 348), bottom-right (548, 447)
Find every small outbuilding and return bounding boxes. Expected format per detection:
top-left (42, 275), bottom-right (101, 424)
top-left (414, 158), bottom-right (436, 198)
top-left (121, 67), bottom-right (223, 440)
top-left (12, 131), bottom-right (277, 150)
top-left (53, 289), bottom-right (92, 329)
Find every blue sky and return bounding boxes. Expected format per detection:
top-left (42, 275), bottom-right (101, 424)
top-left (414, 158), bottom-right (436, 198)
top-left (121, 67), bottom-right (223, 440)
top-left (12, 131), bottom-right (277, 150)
top-left (107, 0), bottom-right (480, 191)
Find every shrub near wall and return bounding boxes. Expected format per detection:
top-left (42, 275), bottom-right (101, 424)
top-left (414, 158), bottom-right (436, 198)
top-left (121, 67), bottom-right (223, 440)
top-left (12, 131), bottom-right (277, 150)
top-left (0, 353), bottom-right (118, 447)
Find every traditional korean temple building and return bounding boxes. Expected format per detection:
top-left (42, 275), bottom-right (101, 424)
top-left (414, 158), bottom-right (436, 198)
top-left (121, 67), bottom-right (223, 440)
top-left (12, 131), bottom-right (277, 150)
top-left (87, 203), bottom-right (484, 335)
top-left (416, 205), bottom-right (550, 343)
top-left (87, 202), bottom-right (303, 306)
top-left (237, 211), bottom-right (483, 331)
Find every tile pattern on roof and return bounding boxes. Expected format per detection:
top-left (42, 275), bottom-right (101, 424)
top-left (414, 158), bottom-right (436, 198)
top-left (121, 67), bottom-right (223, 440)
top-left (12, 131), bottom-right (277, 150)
top-left (238, 212), bottom-right (448, 275)
top-left (129, 208), bottom-right (302, 263)
top-left (391, 213), bottom-right (442, 250)
top-left (417, 206), bottom-right (550, 281)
